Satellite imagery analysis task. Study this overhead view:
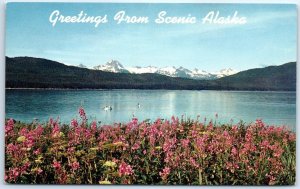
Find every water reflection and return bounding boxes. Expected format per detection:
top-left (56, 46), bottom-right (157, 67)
top-left (6, 89), bottom-right (296, 129)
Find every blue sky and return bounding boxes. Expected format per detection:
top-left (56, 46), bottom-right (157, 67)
top-left (6, 3), bottom-right (297, 72)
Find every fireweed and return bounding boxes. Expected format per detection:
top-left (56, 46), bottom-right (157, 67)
top-left (5, 108), bottom-right (296, 185)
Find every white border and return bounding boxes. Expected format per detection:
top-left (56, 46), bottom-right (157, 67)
top-left (0, 0), bottom-right (299, 189)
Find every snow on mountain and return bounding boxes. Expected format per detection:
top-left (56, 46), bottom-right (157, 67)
top-left (156, 66), bottom-right (237, 79)
top-left (174, 66), bottom-right (193, 78)
top-left (93, 60), bottom-right (238, 80)
top-left (93, 60), bottom-right (128, 73)
top-left (127, 66), bottom-right (158, 74)
top-left (157, 66), bottom-right (177, 77)
top-left (192, 68), bottom-right (210, 76)
top-left (212, 68), bottom-right (238, 78)
top-left (190, 69), bottom-right (215, 79)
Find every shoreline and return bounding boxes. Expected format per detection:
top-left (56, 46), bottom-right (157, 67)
top-left (6, 117), bottom-right (296, 132)
top-left (5, 88), bottom-right (296, 93)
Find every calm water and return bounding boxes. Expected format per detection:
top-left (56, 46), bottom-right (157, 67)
top-left (5, 89), bottom-right (296, 130)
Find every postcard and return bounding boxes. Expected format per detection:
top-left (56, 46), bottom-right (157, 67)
top-left (5, 2), bottom-right (296, 185)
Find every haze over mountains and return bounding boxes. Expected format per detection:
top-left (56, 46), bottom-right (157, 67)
top-left (93, 60), bottom-right (237, 80)
top-left (6, 56), bottom-right (296, 91)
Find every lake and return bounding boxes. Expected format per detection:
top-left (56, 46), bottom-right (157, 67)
top-left (5, 89), bottom-right (296, 130)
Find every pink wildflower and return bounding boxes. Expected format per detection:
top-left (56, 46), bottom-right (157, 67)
top-left (91, 121), bottom-right (97, 130)
top-left (190, 157), bottom-right (199, 168)
top-left (118, 162), bottom-right (133, 176)
top-left (180, 139), bottom-right (190, 148)
top-left (71, 119), bottom-right (78, 127)
top-left (51, 124), bottom-right (60, 138)
top-left (20, 162), bottom-right (31, 173)
top-left (232, 125), bottom-right (238, 133)
top-left (37, 168), bottom-right (43, 174)
top-left (10, 167), bottom-right (20, 181)
top-left (159, 167), bottom-right (171, 180)
top-left (5, 119), bottom-right (14, 136)
top-left (131, 117), bottom-right (138, 125)
top-left (131, 142), bottom-right (140, 150)
top-left (79, 107), bottom-right (86, 120)
top-left (289, 133), bottom-right (296, 141)
top-left (261, 140), bottom-right (271, 149)
top-left (52, 161), bottom-right (61, 170)
top-left (67, 147), bottom-right (75, 154)
top-left (33, 148), bottom-right (41, 155)
top-left (70, 161), bottom-right (80, 171)
top-left (231, 147), bottom-right (238, 156)
top-left (6, 143), bottom-right (18, 155)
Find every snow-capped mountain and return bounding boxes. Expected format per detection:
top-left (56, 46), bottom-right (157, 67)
top-left (212, 68), bottom-right (237, 78)
top-left (127, 66), bottom-right (158, 74)
top-left (157, 66), bottom-right (177, 77)
top-left (93, 60), bottom-right (129, 73)
top-left (191, 68), bottom-right (214, 79)
top-left (93, 60), bottom-right (238, 80)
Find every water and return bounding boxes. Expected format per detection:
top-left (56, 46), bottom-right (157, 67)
top-left (5, 89), bottom-right (296, 130)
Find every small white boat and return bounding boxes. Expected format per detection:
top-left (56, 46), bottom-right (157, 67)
top-left (103, 106), bottom-right (109, 111)
top-left (103, 105), bottom-right (112, 111)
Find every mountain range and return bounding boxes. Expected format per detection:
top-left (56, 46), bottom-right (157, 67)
top-left (93, 60), bottom-right (237, 80)
top-left (6, 56), bottom-right (296, 91)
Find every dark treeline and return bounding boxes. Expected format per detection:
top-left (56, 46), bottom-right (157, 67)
top-left (6, 57), bottom-right (296, 91)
